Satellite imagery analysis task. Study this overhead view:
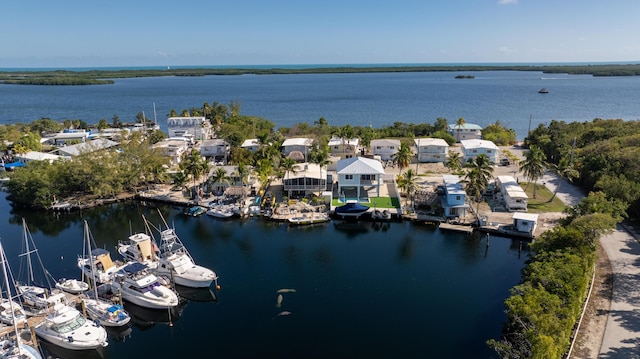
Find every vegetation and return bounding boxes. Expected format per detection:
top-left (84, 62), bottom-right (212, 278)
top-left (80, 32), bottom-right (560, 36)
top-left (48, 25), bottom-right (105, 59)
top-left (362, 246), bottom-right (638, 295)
top-left (3, 64), bottom-right (640, 86)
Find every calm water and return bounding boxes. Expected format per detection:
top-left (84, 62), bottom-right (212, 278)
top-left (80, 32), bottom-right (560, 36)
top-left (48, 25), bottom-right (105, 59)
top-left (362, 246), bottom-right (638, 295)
top-left (0, 192), bottom-right (528, 358)
top-left (2, 70), bottom-right (640, 139)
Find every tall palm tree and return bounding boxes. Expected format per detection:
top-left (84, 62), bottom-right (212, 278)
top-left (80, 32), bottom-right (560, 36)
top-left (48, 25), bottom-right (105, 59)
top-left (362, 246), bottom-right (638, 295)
top-left (446, 151), bottom-right (463, 172)
top-left (519, 145), bottom-right (548, 199)
top-left (309, 147), bottom-right (331, 197)
top-left (455, 117), bottom-right (466, 142)
top-left (464, 154), bottom-right (494, 222)
top-left (398, 169), bottom-right (418, 209)
top-left (392, 142), bottom-right (413, 172)
top-left (209, 167), bottom-right (230, 195)
top-left (180, 149), bottom-right (210, 200)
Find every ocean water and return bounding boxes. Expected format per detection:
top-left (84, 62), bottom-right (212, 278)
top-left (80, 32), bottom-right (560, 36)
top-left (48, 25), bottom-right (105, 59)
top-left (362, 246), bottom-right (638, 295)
top-left (0, 193), bottom-right (528, 358)
top-left (1, 70), bottom-right (640, 140)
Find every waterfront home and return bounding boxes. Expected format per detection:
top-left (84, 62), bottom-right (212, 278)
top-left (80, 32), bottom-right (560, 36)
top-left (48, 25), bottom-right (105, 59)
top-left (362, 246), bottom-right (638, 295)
top-left (369, 139), bottom-right (400, 161)
top-left (448, 123), bottom-right (482, 142)
top-left (52, 138), bottom-right (119, 158)
top-left (414, 138), bottom-right (449, 163)
top-left (151, 139), bottom-right (189, 166)
top-left (199, 139), bottom-right (230, 163)
top-left (336, 156), bottom-right (385, 200)
top-left (495, 175), bottom-right (528, 212)
top-left (281, 138), bottom-right (314, 162)
top-left (283, 162), bottom-right (328, 198)
top-left (207, 165), bottom-right (248, 196)
top-left (441, 175), bottom-right (469, 219)
top-left (167, 116), bottom-right (212, 141)
top-left (240, 139), bottom-right (261, 153)
top-left (328, 136), bottom-right (359, 160)
top-left (13, 151), bottom-right (64, 165)
top-left (460, 139), bottom-right (499, 164)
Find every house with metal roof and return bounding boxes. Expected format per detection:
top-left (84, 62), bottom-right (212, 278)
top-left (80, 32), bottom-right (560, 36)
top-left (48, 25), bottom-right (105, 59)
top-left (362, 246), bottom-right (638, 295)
top-left (369, 139), bottom-right (400, 161)
top-left (283, 162), bottom-right (328, 198)
top-left (441, 175), bottom-right (470, 219)
top-left (495, 175), bottom-right (528, 212)
top-left (448, 123), bottom-right (482, 142)
top-left (336, 156), bottom-right (385, 200)
top-left (460, 139), bottom-right (499, 164)
top-left (52, 138), bottom-right (119, 158)
top-left (328, 136), bottom-right (359, 160)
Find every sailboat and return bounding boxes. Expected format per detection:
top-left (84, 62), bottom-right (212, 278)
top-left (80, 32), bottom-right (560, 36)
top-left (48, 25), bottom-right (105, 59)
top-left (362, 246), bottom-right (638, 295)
top-left (0, 240), bottom-right (42, 359)
top-left (79, 221), bottom-right (131, 328)
top-left (15, 219), bottom-right (66, 314)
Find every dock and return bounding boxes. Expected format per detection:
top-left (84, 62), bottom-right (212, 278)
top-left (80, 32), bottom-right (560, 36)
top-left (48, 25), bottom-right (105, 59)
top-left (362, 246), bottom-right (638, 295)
top-left (438, 222), bottom-right (474, 234)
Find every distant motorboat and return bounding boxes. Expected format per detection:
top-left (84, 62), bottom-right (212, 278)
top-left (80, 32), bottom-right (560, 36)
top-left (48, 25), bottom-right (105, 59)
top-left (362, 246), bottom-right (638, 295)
top-left (334, 201), bottom-right (370, 218)
top-left (288, 212), bottom-right (330, 226)
top-left (538, 88), bottom-right (549, 93)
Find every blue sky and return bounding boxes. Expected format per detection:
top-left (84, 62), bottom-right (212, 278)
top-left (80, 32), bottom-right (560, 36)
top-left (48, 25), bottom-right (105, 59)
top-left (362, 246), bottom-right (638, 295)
top-left (2, 0), bottom-right (639, 68)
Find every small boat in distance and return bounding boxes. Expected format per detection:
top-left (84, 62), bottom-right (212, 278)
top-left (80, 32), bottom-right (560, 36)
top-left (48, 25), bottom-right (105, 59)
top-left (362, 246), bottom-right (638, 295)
top-left (538, 88), bottom-right (549, 93)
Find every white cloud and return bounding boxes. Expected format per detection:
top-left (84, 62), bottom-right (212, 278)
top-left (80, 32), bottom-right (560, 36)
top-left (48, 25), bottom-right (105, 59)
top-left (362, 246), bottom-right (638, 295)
top-left (499, 46), bottom-right (517, 54)
top-left (498, 0), bottom-right (518, 4)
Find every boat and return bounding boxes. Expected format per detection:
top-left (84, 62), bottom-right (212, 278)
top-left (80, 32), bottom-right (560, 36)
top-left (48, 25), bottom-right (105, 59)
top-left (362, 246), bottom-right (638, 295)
top-left (371, 209), bottom-right (392, 221)
top-left (79, 221), bottom-right (131, 328)
top-left (288, 212), bottom-right (330, 226)
top-left (538, 88), bottom-right (549, 93)
top-left (77, 247), bottom-right (120, 285)
top-left (184, 205), bottom-right (206, 217)
top-left (205, 205), bottom-right (236, 219)
top-left (0, 241), bottom-right (42, 359)
top-left (55, 278), bottom-right (89, 294)
top-left (34, 302), bottom-right (109, 350)
top-left (118, 213), bottom-right (219, 289)
top-left (334, 201), bottom-right (370, 218)
top-left (15, 219), bottom-right (64, 313)
top-left (108, 261), bottom-right (179, 309)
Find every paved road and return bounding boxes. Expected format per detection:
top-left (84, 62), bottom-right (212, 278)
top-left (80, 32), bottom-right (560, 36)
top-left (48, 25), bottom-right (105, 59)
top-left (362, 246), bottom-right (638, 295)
top-left (541, 172), bottom-right (640, 358)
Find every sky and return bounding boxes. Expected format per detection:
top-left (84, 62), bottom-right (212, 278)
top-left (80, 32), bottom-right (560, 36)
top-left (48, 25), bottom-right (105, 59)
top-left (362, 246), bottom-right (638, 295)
top-left (2, 0), bottom-right (639, 68)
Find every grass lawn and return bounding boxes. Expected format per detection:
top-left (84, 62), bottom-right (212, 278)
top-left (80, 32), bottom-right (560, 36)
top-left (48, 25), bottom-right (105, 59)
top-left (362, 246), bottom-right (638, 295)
top-left (331, 197), bottom-right (401, 209)
top-left (521, 182), bottom-right (568, 213)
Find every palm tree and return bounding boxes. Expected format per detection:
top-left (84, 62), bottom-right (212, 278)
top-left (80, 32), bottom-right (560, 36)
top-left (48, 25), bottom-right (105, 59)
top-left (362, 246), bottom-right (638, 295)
top-left (398, 169), bottom-right (418, 209)
top-left (392, 142), bottom-right (413, 172)
top-left (309, 147), bottom-right (331, 197)
top-left (446, 151), bottom-right (463, 172)
top-left (180, 149), bottom-right (210, 200)
top-left (519, 145), bottom-right (548, 199)
top-left (547, 157), bottom-right (579, 202)
top-left (455, 117), bottom-right (466, 142)
top-left (209, 167), bottom-right (230, 196)
top-left (463, 154), bottom-right (494, 223)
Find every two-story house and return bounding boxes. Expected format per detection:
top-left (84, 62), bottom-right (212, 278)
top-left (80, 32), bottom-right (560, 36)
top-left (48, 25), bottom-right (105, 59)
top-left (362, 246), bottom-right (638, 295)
top-left (199, 139), bottom-right (230, 163)
top-left (441, 175), bottom-right (469, 219)
top-left (460, 139), bottom-right (499, 164)
top-left (336, 156), bottom-right (385, 200)
top-left (369, 139), bottom-right (400, 161)
top-left (281, 138), bottom-right (314, 162)
top-left (448, 123), bottom-right (482, 142)
top-left (167, 116), bottom-right (212, 141)
top-left (328, 136), bottom-right (359, 160)
top-left (414, 138), bottom-right (449, 163)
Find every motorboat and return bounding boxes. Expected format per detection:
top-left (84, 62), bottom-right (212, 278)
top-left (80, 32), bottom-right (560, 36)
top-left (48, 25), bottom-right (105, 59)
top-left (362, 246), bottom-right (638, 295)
top-left (118, 215), bottom-right (219, 289)
top-left (288, 212), bottom-right (330, 226)
top-left (0, 241), bottom-right (42, 359)
top-left (80, 220), bottom-right (131, 328)
top-left (55, 278), bottom-right (89, 294)
top-left (371, 209), bottom-right (392, 221)
top-left (184, 206), bottom-right (206, 217)
top-left (109, 261), bottom-right (179, 309)
top-left (334, 201), bottom-right (370, 218)
top-left (34, 303), bottom-right (109, 350)
top-left (78, 247), bottom-right (120, 285)
top-left (538, 88), bottom-right (549, 93)
top-left (205, 205), bottom-right (236, 219)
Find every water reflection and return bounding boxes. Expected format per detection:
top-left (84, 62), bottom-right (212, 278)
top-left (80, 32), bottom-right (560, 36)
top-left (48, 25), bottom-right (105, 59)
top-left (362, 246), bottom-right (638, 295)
top-left (124, 300), bottom-right (186, 330)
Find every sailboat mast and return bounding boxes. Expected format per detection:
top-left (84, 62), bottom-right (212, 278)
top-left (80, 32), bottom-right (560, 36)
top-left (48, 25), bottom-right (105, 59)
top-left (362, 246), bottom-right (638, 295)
top-left (0, 242), bottom-right (22, 353)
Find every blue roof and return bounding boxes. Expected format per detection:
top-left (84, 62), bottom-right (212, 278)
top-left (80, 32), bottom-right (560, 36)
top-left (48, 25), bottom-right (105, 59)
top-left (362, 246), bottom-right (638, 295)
top-left (123, 262), bottom-right (148, 274)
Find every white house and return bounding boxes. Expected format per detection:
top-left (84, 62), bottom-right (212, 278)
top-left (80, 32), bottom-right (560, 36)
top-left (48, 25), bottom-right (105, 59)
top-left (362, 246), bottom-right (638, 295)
top-left (414, 138), bottom-right (449, 163)
top-left (282, 162), bottom-right (328, 198)
top-left (460, 139), bottom-right (499, 164)
top-left (370, 139), bottom-right (400, 161)
top-left (46, 130), bottom-right (90, 146)
top-left (199, 139), bottom-right (229, 162)
top-left (495, 175), bottom-right (528, 212)
top-left (167, 116), bottom-right (212, 141)
top-left (448, 123), bottom-right (482, 142)
top-left (13, 151), bottom-right (64, 164)
top-left (281, 138), bottom-right (314, 162)
top-left (151, 139), bottom-right (189, 166)
top-left (240, 139), bottom-right (261, 153)
top-left (328, 137), bottom-right (359, 159)
top-left (336, 156), bottom-right (385, 200)
top-left (512, 212), bottom-right (538, 236)
top-left (440, 175), bottom-right (469, 219)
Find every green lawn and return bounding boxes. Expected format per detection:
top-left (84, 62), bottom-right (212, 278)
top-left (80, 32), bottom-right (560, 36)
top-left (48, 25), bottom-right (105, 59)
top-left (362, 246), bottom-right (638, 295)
top-left (521, 182), bottom-right (568, 213)
top-left (331, 197), bottom-right (401, 209)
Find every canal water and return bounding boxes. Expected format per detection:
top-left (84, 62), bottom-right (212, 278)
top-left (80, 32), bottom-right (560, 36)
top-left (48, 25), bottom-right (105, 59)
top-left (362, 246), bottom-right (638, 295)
top-left (0, 192), bottom-right (528, 358)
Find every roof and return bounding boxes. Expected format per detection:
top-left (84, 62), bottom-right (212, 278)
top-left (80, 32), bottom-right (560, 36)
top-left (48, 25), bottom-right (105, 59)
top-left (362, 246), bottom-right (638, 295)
top-left (513, 212), bottom-right (539, 222)
top-left (282, 138), bottom-right (313, 147)
top-left (449, 123), bottom-right (483, 130)
top-left (370, 139), bottom-right (401, 147)
top-left (336, 156), bottom-right (385, 174)
top-left (328, 137), bottom-right (359, 147)
top-left (14, 151), bottom-right (63, 162)
top-left (201, 139), bottom-right (228, 146)
top-left (460, 139), bottom-right (499, 150)
top-left (414, 138), bottom-right (449, 147)
top-left (287, 163), bottom-right (326, 179)
top-left (56, 138), bottom-right (118, 156)
top-left (241, 139), bottom-right (260, 147)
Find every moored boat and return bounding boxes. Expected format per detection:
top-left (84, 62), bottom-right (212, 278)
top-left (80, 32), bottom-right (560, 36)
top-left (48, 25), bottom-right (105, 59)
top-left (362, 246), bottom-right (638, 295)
top-left (288, 212), bottom-right (330, 226)
top-left (334, 201), bottom-right (370, 218)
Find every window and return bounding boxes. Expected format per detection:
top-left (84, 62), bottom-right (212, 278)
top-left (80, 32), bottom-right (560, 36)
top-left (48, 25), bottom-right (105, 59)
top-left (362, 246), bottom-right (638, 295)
top-left (472, 149), bottom-right (477, 153)
top-left (487, 150), bottom-right (492, 153)
top-left (361, 174), bottom-right (375, 181)
top-left (456, 195), bottom-right (461, 201)
top-left (345, 175), bottom-right (353, 180)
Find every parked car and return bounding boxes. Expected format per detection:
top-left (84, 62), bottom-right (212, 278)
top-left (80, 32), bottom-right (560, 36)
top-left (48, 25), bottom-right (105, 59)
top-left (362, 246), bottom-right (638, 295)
top-left (500, 158), bottom-right (511, 166)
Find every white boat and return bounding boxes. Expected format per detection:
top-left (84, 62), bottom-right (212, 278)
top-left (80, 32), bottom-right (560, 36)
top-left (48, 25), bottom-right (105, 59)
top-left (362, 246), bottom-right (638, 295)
top-left (77, 247), bottom-right (120, 285)
top-left (109, 261), bottom-right (179, 309)
top-left (79, 220), bottom-right (131, 328)
top-left (15, 219), bottom-right (64, 313)
top-left (205, 205), bottom-right (236, 219)
top-left (55, 278), bottom-right (89, 294)
top-left (0, 298), bottom-right (26, 327)
top-left (118, 214), bottom-right (219, 289)
top-left (288, 212), bottom-right (330, 226)
top-left (34, 303), bottom-right (108, 350)
top-left (0, 241), bottom-right (42, 359)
